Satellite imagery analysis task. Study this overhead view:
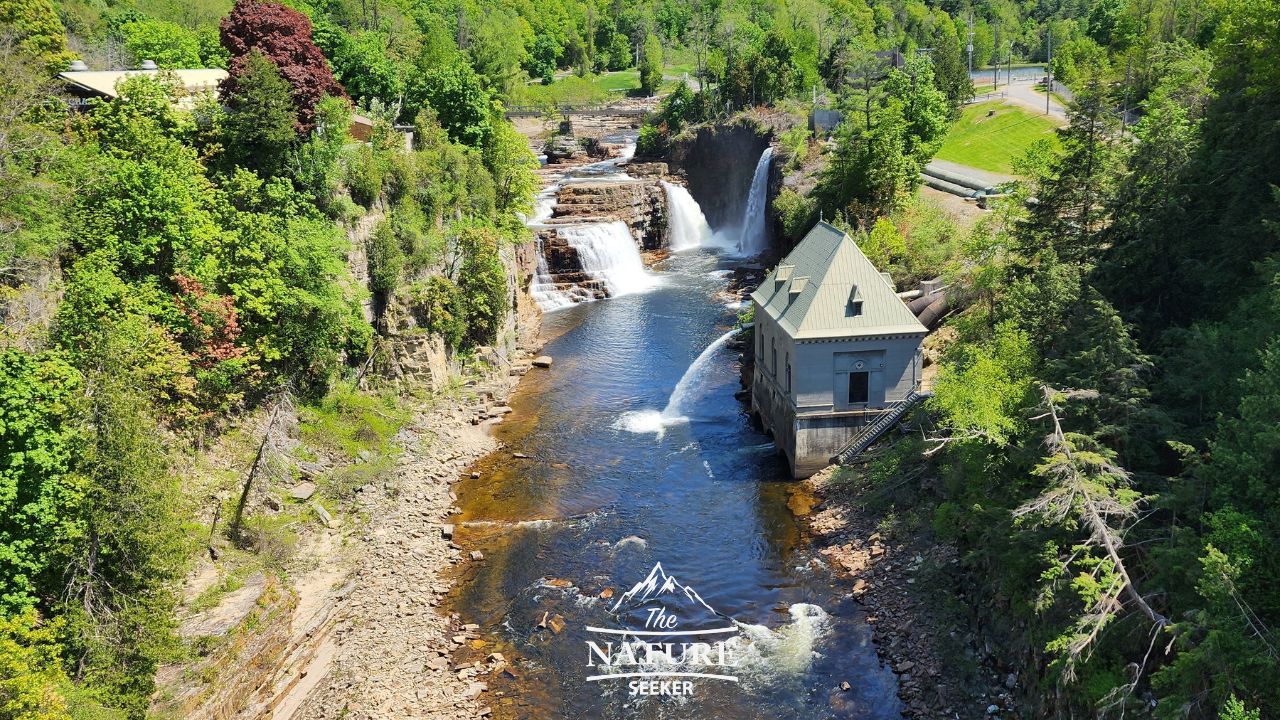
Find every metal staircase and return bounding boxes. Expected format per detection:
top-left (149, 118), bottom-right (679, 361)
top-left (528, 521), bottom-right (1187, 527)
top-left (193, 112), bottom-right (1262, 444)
top-left (832, 389), bottom-right (929, 464)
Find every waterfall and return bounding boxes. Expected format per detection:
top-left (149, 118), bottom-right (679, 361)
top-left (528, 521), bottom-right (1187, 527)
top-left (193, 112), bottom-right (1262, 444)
top-left (615, 329), bottom-right (737, 435)
top-left (661, 181), bottom-right (713, 252)
top-left (531, 237), bottom-right (575, 311)
top-left (736, 147), bottom-right (774, 256)
top-left (558, 221), bottom-right (657, 298)
top-left (528, 185), bottom-right (558, 226)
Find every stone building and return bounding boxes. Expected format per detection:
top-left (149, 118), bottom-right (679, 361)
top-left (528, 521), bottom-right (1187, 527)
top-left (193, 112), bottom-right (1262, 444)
top-left (749, 222), bottom-right (927, 478)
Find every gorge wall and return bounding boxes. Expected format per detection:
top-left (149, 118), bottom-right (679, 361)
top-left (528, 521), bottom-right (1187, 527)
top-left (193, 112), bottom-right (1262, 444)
top-left (666, 120), bottom-right (773, 231)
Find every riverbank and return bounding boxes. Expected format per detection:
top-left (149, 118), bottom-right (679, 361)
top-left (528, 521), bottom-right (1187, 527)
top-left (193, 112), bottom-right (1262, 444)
top-left (273, 355), bottom-right (544, 719)
top-left (803, 463), bottom-right (1017, 720)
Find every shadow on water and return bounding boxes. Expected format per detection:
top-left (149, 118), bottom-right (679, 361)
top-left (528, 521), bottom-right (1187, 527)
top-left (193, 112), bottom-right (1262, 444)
top-left (445, 249), bottom-right (903, 719)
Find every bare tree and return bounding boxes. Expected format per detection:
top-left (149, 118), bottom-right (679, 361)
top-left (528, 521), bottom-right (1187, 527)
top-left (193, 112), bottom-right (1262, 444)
top-left (229, 388), bottom-right (296, 542)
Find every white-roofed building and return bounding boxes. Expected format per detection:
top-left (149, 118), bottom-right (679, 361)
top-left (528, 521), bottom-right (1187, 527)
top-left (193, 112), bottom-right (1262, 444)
top-left (749, 221), bottom-right (928, 478)
top-left (58, 63), bottom-right (227, 110)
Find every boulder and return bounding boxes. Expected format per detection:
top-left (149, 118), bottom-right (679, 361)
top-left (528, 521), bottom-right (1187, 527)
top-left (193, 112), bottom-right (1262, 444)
top-left (532, 356), bottom-right (553, 368)
top-left (288, 482), bottom-right (316, 501)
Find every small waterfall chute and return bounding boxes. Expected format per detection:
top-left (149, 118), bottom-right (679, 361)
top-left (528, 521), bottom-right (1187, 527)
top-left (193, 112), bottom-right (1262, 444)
top-left (735, 146), bottom-right (774, 256)
top-left (661, 180), bottom-right (713, 252)
top-left (558, 221), bottom-right (657, 298)
top-left (733, 603), bottom-right (832, 682)
top-left (616, 329), bottom-right (737, 436)
top-left (531, 237), bottom-right (575, 311)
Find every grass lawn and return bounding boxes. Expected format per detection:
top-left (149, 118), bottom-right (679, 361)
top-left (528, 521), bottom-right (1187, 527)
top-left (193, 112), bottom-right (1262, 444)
top-left (935, 101), bottom-right (1063, 175)
top-left (594, 70), bottom-right (640, 93)
top-left (665, 62), bottom-right (696, 77)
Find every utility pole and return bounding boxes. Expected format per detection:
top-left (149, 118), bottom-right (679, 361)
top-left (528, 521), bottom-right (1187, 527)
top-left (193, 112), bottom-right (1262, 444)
top-left (992, 28), bottom-right (999, 89)
top-left (966, 10), bottom-right (974, 78)
top-left (1045, 27), bottom-right (1052, 116)
top-left (1007, 41), bottom-right (1012, 90)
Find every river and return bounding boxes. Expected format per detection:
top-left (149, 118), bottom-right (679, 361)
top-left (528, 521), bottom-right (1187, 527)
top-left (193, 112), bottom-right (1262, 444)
top-left (446, 149), bottom-right (903, 719)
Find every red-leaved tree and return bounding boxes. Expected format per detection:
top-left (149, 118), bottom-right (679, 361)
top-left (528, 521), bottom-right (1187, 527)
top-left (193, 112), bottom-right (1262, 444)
top-left (219, 0), bottom-right (346, 132)
top-left (173, 274), bottom-right (246, 369)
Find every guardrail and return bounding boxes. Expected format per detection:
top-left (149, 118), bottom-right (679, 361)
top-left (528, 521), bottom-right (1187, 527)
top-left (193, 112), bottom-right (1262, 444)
top-left (504, 105), bottom-right (651, 118)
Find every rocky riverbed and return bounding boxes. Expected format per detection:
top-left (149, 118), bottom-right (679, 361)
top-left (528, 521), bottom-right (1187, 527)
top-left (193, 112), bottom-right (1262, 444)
top-left (271, 356), bottom-right (544, 719)
top-left (803, 465), bottom-right (1018, 720)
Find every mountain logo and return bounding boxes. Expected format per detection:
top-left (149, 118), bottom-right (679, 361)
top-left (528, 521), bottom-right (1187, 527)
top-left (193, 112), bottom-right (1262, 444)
top-left (584, 561), bottom-right (742, 697)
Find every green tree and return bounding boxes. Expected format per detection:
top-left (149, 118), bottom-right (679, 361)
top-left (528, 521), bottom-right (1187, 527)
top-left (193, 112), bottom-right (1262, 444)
top-left (527, 34), bottom-right (561, 84)
top-left (0, 351), bottom-right (81, 612)
top-left (884, 56), bottom-right (950, 165)
top-left (1017, 62), bottom-right (1119, 266)
top-left (291, 95), bottom-right (353, 210)
top-left (754, 30), bottom-right (800, 104)
top-left (0, 36), bottom-right (71, 283)
top-left (816, 100), bottom-right (916, 223)
top-left (452, 223), bottom-right (509, 347)
top-left (0, 0), bottom-right (70, 71)
top-left (639, 33), bottom-right (663, 95)
top-left (118, 18), bottom-right (202, 68)
top-left (413, 61), bottom-right (493, 148)
top-left (483, 120), bottom-right (538, 216)
top-left (222, 50), bottom-right (299, 176)
top-left (929, 19), bottom-right (972, 113)
top-left (57, 340), bottom-right (187, 718)
top-left (0, 611), bottom-right (73, 720)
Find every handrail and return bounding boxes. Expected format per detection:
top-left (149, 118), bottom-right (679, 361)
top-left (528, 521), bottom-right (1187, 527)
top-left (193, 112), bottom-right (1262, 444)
top-left (832, 389), bottom-right (928, 463)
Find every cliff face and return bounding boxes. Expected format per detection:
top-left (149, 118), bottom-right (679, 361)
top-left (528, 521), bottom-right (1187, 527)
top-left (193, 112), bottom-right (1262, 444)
top-left (666, 121), bottom-right (772, 229)
top-left (550, 178), bottom-right (667, 249)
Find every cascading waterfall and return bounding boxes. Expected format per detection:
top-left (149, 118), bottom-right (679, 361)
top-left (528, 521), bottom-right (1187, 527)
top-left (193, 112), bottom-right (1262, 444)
top-left (558, 221), bottom-right (657, 298)
top-left (615, 329), bottom-right (737, 435)
top-left (661, 180), bottom-right (714, 252)
top-left (527, 184), bottom-right (580, 311)
top-left (528, 185), bottom-right (558, 226)
top-left (736, 146), bottom-right (774, 256)
top-left (531, 239), bottom-right (576, 311)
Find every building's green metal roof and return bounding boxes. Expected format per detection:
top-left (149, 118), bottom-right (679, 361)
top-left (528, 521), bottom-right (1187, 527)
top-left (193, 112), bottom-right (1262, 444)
top-left (749, 222), bottom-right (927, 340)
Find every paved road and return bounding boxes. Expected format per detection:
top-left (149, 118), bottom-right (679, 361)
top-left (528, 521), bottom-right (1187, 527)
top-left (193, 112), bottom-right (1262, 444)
top-left (1000, 78), bottom-right (1068, 122)
top-left (927, 158), bottom-right (1017, 186)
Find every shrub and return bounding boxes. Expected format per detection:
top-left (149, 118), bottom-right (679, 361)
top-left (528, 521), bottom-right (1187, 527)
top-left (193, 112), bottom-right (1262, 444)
top-left (773, 188), bottom-right (815, 241)
top-left (409, 275), bottom-right (465, 349)
top-left (636, 124), bottom-right (666, 158)
top-left (366, 220), bottom-right (405, 294)
top-left (344, 143), bottom-right (384, 208)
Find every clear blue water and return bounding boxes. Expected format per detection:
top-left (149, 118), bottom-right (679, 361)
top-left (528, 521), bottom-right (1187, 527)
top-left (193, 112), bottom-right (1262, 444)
top-left (448, 248), bottom-right (903, 719)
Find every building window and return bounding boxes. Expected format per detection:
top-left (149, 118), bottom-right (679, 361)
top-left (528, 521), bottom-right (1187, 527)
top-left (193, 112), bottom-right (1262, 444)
top-left (848, 371), bottom-right (869, 404)
top-left (849, 300), bottom-right (863, 316)
top-left (785, 355), bottom-right (791, 393)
